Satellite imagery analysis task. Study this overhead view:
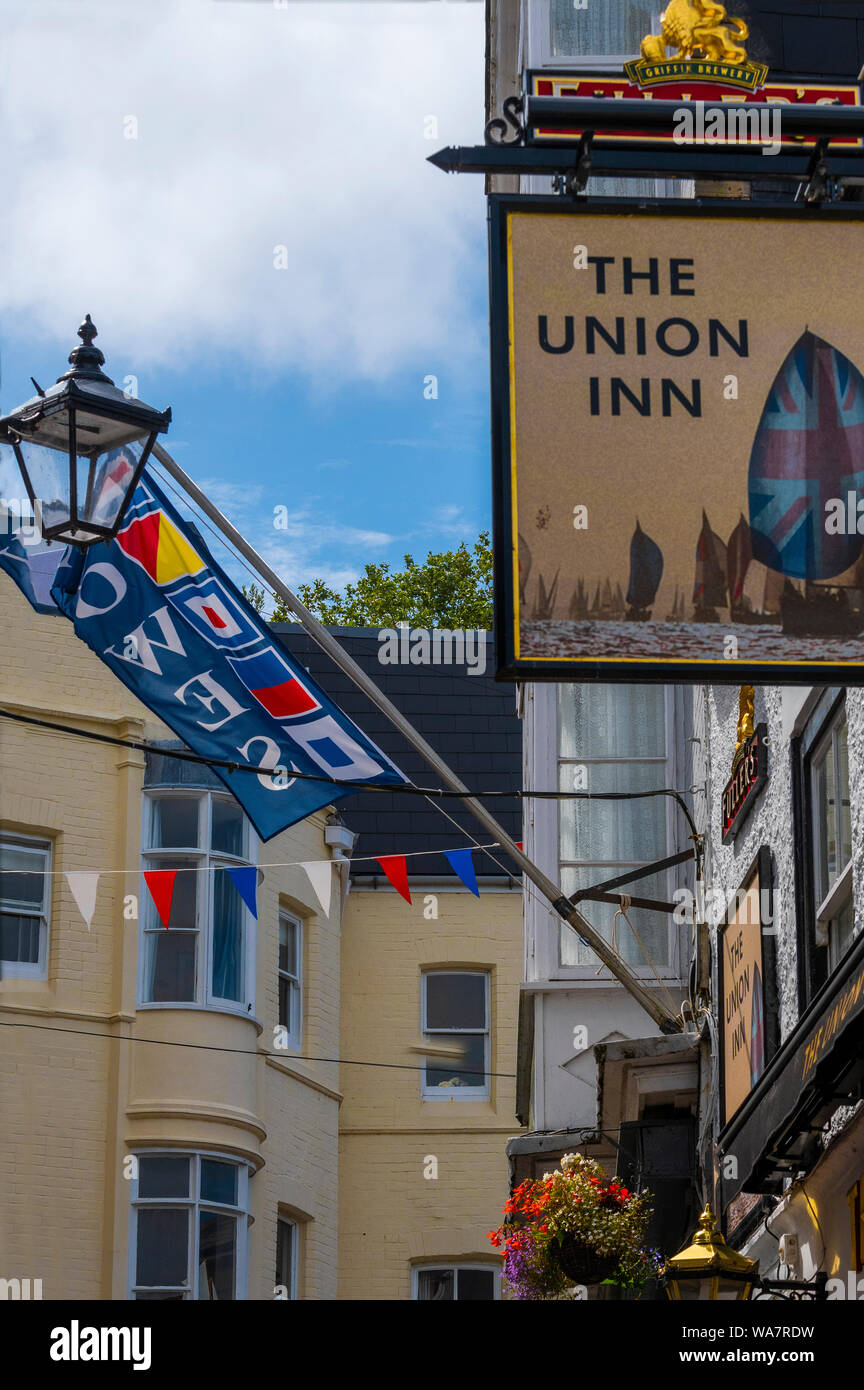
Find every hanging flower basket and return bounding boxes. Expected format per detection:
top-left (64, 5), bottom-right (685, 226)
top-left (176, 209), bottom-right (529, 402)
top-left (550, 1233), bottom-right (619, 1285)
top-left (486, 1152), bottom-right (661, 1301)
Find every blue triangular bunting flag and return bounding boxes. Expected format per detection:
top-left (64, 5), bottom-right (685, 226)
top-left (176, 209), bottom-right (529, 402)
top-left (444, 848), bottom-right (479, 897)
top-left (225, 866), bottom-right (258, 918)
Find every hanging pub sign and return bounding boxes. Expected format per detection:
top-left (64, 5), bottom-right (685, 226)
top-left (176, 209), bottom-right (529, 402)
top-left (722, 723), bottom-right (768, 843)
top-left (719, 847), bottom-right (777, 1126)
top-left (489, 196), bottom-right (864, 682)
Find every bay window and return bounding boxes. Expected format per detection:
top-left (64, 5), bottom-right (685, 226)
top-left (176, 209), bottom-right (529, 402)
top-left (140, 788), bottom-right (256, 1012)
top-left (130, 1152), bottom-right (250, 1300)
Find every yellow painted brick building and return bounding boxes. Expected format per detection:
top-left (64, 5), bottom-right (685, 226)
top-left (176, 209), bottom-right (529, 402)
top-left (338, 881), bottom-right (524, 1299)
top-left (1, 594), bottom-right (525, 1301)
top-left (0, 581), bottom-right (344, 1299)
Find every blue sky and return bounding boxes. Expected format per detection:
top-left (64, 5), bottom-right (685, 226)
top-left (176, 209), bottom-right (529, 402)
top-left (0, 0), bottom-right (490, 607)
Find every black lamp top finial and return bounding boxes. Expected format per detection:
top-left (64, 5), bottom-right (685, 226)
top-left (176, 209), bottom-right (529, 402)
top-left (57, 313), bottom-right (114, 385)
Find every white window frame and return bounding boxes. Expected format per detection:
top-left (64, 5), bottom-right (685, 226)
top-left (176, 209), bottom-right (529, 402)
top-left (0, 832), bottom-right (51, 980)
top-left (128, 1149), bottom-right (251, 1300)
top-left (810, 707), bottom-right (854, 972)
top-left (275, 1216), bottom-right (299, 1300)
top-left (411, 1262), bottom-right (501, 1301)
top-left (139, 788), bottom-right (257, 1015)
top-left (278, 911), bottom-right (302, 1050)
top-left (554, 685), bottom-right (680, 981)
top-left (526, 0), bottom-right (664, 71)
top-left (421, 969), bottom-right (491, 1101)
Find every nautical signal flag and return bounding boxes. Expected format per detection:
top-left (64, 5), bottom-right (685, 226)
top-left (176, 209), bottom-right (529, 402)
top-left (229, 647), bottom-right (321, 719)
top-left (115, 508), bottom-right (206, 586)
top-left (40, 469), bottom-right (406, 841)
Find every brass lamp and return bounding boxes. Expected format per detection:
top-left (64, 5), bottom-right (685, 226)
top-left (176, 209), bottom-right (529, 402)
top-left (661, 1206), bottom-right (758, 1301)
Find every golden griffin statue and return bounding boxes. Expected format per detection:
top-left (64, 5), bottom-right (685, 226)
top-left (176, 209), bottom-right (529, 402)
top-left (733, 684), bottom-right (756, 768)
top-left (641, 0), bottom-right (749, 64)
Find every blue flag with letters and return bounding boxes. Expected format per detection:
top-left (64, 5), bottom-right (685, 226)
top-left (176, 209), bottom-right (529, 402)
top-left (1, 468), bottom-right (406, 839)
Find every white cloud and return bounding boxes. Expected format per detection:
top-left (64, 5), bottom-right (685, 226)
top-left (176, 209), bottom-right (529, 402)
top-left (0, 0), bottom-right (486, 383)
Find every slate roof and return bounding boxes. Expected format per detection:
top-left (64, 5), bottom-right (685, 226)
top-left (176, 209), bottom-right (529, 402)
top-left (271, 627), bottom-right (523, 879)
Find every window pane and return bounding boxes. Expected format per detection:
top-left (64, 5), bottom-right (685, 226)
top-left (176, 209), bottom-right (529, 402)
top-left (425, 973), bottom-right (486, 1030)
top-left (417, 1269), bottom-right (454, 1300)
top-left (150, 797), bottom-right (200, 849)
top-left (276, 1220), bottom-right (294, 1292)
top-left (279, 975), bottom-right (294, 1034)
top-left (559, 761), bottom-right (668, 862)
top-left (830, 897), bottom-right (855, 971)
top-left (0, 913), bottom-right (40, 964)
top-left (279, 918), bottom-right (298, 977)
top-left (814, 742), bottom-right (837, 897)
top-left (559, 685), bottom-right (666, 760)
top-left (136, 1208), bottom-right (189, 1287)
top-left (424, 1033), bottom-right (487, 1089)
top-left (212, 870), bottom-right (243, 1002)
top-left (551, 0), bottom-right (656, 57)
top-left (211, 799), bottom-right (245, 858)
top-left (200, 1159), bottom-right (238, 1207)
top-left (198, 1211), bottom-right (237, 1300)
top-left (138, 1155), bottom-right (190, 1199)
top-left (0, 845), bottom-right (46, 909)
top-left (560, 866), bottom-right (670, 968)
top-left (837, 723), bottom-right (852, 869)
top-left (147, 930), bottom-right (197, 1003)
top-left (456, 1269), bottom-right (496, 1300)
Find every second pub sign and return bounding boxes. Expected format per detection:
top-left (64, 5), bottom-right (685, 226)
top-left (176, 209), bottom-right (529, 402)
top-left (490, 198), bottom-right (864, 683)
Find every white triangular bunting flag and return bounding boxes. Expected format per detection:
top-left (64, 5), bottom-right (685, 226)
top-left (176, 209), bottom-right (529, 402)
top-left (65, 872), bottom-right (99, 932)
top-left (302, 861), bottom-right (332, 918)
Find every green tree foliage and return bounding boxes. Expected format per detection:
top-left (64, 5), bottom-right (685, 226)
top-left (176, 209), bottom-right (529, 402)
top-left (268, 532), bottom-right (493, 628)
top-left (241, 582), bottom-right (267, 614)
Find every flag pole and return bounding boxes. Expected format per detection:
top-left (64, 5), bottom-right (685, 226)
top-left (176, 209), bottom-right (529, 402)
top-left (152, 442), bottom-right (682, 1035)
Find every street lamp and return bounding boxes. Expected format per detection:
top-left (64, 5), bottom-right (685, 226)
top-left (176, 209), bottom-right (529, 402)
top-left (661, 1206), bottom-right (758, 1301)
top-left (0, 316), bottom-right (170, 547)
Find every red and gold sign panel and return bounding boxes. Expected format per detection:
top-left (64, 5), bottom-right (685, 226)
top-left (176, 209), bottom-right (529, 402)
top-left (529, 71), bottom-right (862, 148)
top-left (490, 198), bottom-right (864, 682)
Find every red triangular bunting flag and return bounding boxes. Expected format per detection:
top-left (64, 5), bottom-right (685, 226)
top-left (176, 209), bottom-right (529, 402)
top-left (376, 855), bottom-right (411, 904)
top-left (516, 841), bottom-right (523, 850)
top-left (144, 870), bottom-right (177, 928)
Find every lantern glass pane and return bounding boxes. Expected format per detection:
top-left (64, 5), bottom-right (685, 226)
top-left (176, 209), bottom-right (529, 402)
top-left (78, 439), bottom-right (146, 531)
top-left (13, 436), bottom-right (71, 534)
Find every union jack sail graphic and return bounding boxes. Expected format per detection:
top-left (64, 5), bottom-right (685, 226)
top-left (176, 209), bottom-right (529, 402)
top-left (748, 330), bottom-right (864, 581)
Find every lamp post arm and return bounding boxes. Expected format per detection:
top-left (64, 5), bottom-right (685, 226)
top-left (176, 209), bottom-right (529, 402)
top-left (151, 442), bottom-right (682, 1036)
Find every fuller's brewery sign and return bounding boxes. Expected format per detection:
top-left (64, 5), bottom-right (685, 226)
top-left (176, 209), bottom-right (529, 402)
top-left (528, 4), bottom-right (860, 149)
top-left (722, 724), bottom-right (768, 844)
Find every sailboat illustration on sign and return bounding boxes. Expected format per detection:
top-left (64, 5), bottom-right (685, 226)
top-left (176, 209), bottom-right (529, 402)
top-left (748, 330), bottom-right (864, 636)
top-left (728, 514), bottom-right (782, 625)
top-left (693, 511), bottom-right (727, 623)
top-left (625, 520), bottom-right (663, 622)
